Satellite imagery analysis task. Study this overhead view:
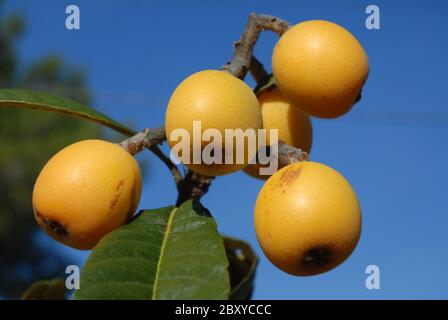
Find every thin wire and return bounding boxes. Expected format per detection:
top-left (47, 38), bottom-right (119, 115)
top-left (2, 82), bottom-right (448, 127)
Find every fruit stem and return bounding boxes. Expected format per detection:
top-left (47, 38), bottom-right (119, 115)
top-left (119, 14), bottom-right (305, 206)
top-left (119, 127), bottom-right (166, 155)
top-left (176, 170), bottom-right (215, 206)
top-left (278, 141), bottom-right (309, 164)
top-left (222, 13), bottom-right (289, 80)
top-left (119, 127), bottom-right (183, 185)
top-left (249, 56), bottom-right (269, 84)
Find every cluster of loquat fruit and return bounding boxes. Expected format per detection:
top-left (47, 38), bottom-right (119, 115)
top-left (33, 20), bottom-right (368, 276)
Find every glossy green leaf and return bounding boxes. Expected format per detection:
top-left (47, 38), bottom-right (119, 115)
top-left (73, 200), bottom-right (230, 300)
top-left (225, 237), bottom-right (259, 300)
top-left (21, 278), bottom-right (66, 300)
top-left (0, 89), bottom-right (135, 136)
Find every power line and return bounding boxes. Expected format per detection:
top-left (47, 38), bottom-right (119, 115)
top-left (1, 82), bottom-right (448, 127)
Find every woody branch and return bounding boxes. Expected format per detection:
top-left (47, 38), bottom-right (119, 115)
top-left (119, 13), bottom-right (308, 205)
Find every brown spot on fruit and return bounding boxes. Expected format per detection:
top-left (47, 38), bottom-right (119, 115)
top-left (116, 180), bottom-right (124, 191)
top-left (47, 220), bottom-right (69, 236)
top-left (280, 166), bottom-right (302, 187)
top-left (127, 184), bottom-right (137, 219)
top-left (35, 210), bottom-right (69, 237)
top-left (109, 195), bottom-right (120, 211)
top-left (303, 246), bottom-right (331, 268)
top-left (110, 180), bottom-right (125, 211)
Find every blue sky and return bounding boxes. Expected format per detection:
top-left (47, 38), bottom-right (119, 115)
top-left (4, 0), bottom-right (448, 299)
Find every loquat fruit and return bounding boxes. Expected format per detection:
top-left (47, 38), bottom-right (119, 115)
top-left (32, 140), bottom-right (142, 250)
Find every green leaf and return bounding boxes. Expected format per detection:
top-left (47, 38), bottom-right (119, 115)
top-left (21, 278), bottom-right (66, 300)
top-left (0, 89), bottom-right (135, 136)
top-left (254, 74), bottom-right (276, 96)
top-left (225, 237), bottom-right (259, 300)
top-left (73, 200), bottom-right (230, 300)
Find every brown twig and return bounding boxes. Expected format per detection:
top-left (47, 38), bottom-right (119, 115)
top-left (119, 13), bottom-right (304, 206)
top-left (178, 14), bottom-right (290, 205)
top-left (176, 171), bottom-right (215, 207)
top-left (249, 56), bottom-right (269, 84)
top-left (119, 127), bottom-right (183, 185)
top-left (119, 127), bottom-right (166, 155)
top-left (222, 13), bottom-right (289, 79)
top-left (149, 145), bottom-right (183, 185)
top-left (278, 141), bottom-right (309, 164)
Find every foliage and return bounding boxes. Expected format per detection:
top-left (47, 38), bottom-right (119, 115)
top-left (0, 2), bottom-right (102, 298)
top-left (225, 237), bottom-right (258, 300)
top-left (0, 76), bottom-right (257, 301)
top-left (20, 278), bottom-right (66, 300)
top-left (0, 2), bottom-right (257, 300)
top-left (74, 201), bottom-right (230, 300)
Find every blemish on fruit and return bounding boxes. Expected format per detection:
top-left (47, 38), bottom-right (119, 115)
top-left (303, 246), bottom-right (331, 268)
top-left (35, 210), bottom-right (69, 237)
top-left (280, 166), bottom-right (302, 187)
top-left (127, 184), bottom-right (137, 219)
top-left (110, 180), bottom-right (125, 211)
top-left (115, 179), bottom-right (125, 191)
